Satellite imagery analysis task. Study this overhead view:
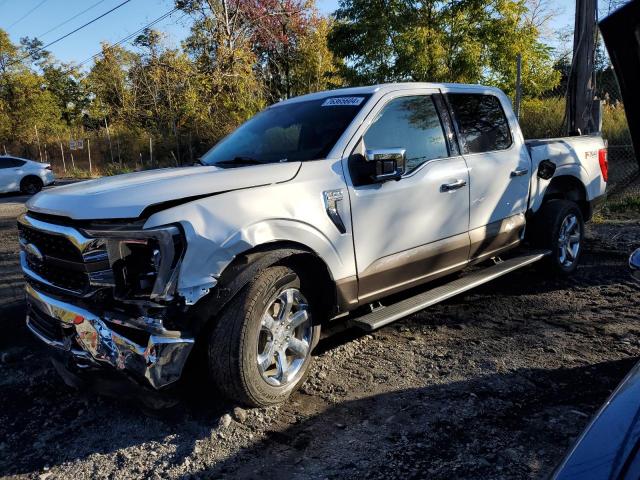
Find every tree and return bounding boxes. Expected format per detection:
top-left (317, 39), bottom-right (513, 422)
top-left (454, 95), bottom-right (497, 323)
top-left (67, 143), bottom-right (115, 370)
top-left (290, 16), bottom-right (344, 95)
top-left (241, 0), bottom-right (313, 101)
top-left (328, 0), bottom-right (412, 84)
top-left (85, 43), bottom-right (136, 123)
top-left (0, 30), bottom-right (64, 147)
top-left (179, 0), bottom-right (265, 138)
top-left (328, 0), bottom-right (560, 98)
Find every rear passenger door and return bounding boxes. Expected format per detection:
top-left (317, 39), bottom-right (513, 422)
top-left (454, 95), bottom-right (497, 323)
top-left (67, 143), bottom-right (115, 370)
top-left (447, 93), bottom-right (530, 261)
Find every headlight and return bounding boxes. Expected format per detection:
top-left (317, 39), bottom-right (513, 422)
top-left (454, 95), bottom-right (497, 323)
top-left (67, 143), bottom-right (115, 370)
top-left (83, 225), bottom-right (184, 302)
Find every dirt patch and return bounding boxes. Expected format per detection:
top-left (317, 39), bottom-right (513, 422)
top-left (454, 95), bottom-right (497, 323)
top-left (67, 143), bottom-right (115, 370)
top-left (0, 202), bottom-right (639, 479)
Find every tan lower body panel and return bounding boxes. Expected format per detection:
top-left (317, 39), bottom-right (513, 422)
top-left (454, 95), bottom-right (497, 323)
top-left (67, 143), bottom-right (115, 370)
top-left (337, 214), bottom-right (526, 311)
top-left (468, 213), bottom-right (525, 263)
top-left (336, 276), bottom-right (359, 311)
top-left (356, 232), bottom-right (470, 304)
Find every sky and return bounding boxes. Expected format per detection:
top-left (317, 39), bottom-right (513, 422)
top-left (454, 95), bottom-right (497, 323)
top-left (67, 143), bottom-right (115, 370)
top-left (0, 0), bottom-right (578, 68)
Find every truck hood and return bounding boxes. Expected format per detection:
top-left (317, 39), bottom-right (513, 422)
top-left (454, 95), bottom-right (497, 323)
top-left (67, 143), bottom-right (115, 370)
top-left (26, 162), bottom-right (301, 220)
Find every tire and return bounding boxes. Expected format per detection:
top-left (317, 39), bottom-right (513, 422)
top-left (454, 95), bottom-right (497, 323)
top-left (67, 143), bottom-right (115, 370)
top-left (530, 199), bottom-right (584, 275)
top-left (207, 265), bottom-right (321, 407)
top-left (20, 176), bottom-right (43, 195)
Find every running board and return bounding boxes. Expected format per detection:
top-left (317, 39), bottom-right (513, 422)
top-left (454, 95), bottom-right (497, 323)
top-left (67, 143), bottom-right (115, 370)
top-left (349, 250), bottom-right (550, 331)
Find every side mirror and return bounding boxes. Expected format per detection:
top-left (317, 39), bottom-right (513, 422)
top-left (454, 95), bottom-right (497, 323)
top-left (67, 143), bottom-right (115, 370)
top-left (630, 248), bottom-right (640, 280)
top-left (365, 148), bottom-right (406, 182)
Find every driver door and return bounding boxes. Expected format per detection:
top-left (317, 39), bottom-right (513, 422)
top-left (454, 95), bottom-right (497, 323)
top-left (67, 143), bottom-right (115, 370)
top-left (344, 90), bottom-right (471, 303)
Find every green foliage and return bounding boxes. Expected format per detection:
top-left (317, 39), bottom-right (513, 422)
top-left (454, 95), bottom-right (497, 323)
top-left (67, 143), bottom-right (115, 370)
top-left (519, 97), bottom-right (564, 139)
top-left (0, 30), bottom-right (66, 144)
top-left (606, 195), bottom-right (640, 213)
top-left (329, 0), bottom-right (560, 97)
top-left (519, 97), bottom-right (631, 145)
top-left (290, 17), bottom-right (345, 95)
top-left (602, 101), bottom-right (631, 145)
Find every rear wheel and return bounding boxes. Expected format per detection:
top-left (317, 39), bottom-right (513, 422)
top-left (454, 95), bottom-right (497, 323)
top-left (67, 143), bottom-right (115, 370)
top-left (531, 200), bottom-right (584, 274)
top-left (20, 176), bottom-right (43, 195)
top-left (207, 265), bottom-right (320, 407)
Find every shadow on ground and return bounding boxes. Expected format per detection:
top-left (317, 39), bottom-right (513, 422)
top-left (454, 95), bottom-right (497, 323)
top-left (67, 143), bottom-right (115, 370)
top-left (0, 289), bottom-right (635, 479)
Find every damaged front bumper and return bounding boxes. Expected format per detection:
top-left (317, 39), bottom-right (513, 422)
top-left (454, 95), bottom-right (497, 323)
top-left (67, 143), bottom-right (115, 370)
top-left (25, 284), bottom-right (195, 390)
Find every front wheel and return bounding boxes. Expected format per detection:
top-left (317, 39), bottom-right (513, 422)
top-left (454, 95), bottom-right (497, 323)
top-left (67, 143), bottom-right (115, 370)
top-left (207, 265), bottom-right (320, 407)
top-left (531, 199), bottom-right (584, 275)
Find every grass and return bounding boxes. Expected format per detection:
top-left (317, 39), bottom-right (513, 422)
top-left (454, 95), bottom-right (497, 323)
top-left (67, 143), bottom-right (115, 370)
top-left (606, 195), bottom-right (640, 213)
top-left (591, 193), bottom-right (640, 223)
top-left (519, 97), bottom-right (631, 146)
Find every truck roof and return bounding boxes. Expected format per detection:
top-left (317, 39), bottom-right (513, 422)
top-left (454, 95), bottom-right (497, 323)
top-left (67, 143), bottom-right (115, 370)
top-left (273, 82), bottom-right (505, 107)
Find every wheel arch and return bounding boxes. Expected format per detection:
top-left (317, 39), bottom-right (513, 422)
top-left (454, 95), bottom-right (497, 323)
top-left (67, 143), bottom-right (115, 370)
top-left (536, 175), bottom-right (591, 221)
top-left (188, 240), bottom-right (340, 334)
top-left (20, 174), bottom-right (43, 190)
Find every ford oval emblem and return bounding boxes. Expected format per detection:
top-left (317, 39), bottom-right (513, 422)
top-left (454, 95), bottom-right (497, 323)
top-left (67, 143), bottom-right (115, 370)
top-left (25, 243), bottom-right (44, 262)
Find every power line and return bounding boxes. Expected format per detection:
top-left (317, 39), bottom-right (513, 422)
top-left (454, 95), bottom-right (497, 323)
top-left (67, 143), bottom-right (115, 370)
top-left (15, 6), bottom-right (180, 76)
top-left (16, 0), bottom-right (133, 64)
top-left (33, 0), bottom-right (133, 53)
top-left (37, 0), bottom-right (106, 39)
top-left (8, 0), bottom-right (49, 30)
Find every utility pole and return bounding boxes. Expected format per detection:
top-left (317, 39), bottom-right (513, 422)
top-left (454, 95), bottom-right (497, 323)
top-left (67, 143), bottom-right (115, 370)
top-left (514, 54), bottom-right (522, 120)
top-left (87, 138), bottom-right (92, 174)
top-left (34, 125), bottom-right (42, 161)
top-left (105, 118), bottom-right (115, 163)
top-left (566, 0), bottom-right (598, 135)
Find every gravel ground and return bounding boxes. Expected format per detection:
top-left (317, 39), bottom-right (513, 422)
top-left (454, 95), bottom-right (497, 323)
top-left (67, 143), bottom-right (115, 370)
top-left (1, 188), bottom-right (639, 480)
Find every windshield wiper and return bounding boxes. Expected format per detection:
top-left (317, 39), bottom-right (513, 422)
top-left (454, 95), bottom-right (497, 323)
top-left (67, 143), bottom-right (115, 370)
top-left (215, 156), bottom-right (264, 167)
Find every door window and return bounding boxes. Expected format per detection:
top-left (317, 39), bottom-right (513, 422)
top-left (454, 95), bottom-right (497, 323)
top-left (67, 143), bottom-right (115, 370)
top-left (447, 94), bottom-right (512, 154)
top-left (0, 158), bottom-right (25, 168)
top-left (363, 95), bottom-right (448, 173)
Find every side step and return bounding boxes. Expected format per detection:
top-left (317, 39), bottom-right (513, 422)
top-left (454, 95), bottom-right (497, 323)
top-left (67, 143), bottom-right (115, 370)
top-left (349, 250), bottom-right (550, 331)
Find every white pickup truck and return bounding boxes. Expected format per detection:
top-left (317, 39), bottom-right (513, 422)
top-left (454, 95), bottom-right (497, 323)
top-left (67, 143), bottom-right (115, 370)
top-left (20, 83), bottom-right (607, 407)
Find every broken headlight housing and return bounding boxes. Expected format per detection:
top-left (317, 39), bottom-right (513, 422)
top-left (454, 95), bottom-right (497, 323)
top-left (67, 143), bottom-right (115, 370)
top-left (84, 225), bottom-right (185, 303)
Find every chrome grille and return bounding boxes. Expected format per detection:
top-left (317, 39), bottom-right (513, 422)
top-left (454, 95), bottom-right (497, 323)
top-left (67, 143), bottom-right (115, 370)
top-left (25, 254), bottom-right (89, 292)
top-left (18, 214), bottom-right (111, 297)
top-left (17, 222), bottom-right (83, 262)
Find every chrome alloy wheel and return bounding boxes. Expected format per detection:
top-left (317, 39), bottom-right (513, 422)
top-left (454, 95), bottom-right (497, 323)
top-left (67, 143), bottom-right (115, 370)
top-left (558, 213), bottom-right (581, 268)
top-left (257, 288), bottom-right (313, 387)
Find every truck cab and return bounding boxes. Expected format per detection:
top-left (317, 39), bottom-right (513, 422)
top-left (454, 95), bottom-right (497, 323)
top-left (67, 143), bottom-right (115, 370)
top-left (19, 83), bottom-right (607, 407)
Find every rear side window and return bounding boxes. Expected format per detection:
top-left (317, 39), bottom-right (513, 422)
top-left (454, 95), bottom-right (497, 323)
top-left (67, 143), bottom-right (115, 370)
top-left (363, 95), bottom-right (448, 173)
top-left (0, 158), bottom-right (25, 168)
top-left (448, 94), bottom-right (512, 154)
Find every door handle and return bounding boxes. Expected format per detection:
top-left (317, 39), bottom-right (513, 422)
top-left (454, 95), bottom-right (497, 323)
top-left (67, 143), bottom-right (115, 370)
top-left (440, 179), bottom-right (467, 192)
top-left (510, 168), bottom-right (529, 177)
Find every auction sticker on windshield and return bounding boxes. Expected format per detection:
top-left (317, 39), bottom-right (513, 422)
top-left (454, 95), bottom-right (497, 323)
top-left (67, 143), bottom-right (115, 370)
top-left (322, 97), bottom-right (365, 107)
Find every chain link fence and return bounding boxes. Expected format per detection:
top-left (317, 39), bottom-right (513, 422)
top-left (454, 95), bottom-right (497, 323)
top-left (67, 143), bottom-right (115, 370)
top-left (595, 66), bottom-right (639, 197)
top-left (2, 129), bottom-right (203, 178)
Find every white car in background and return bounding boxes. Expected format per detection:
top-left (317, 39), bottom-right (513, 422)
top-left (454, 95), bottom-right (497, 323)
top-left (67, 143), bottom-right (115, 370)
top-left (0, 156), bottom-right (55, 194)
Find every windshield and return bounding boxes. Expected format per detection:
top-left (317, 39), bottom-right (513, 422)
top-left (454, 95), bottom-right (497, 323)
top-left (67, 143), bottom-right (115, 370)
top-left (200, 95), bottom-right (371, 166)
